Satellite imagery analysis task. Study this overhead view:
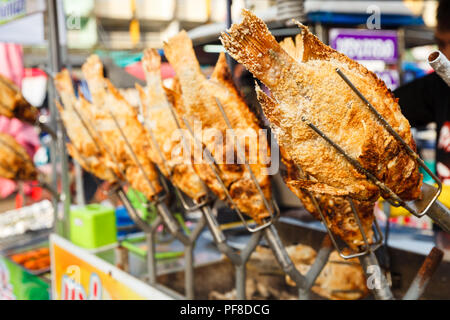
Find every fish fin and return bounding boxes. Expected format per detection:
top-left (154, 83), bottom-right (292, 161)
top-left (211, 52), bottom-right (233, 83)
top-left (279, 35), bottom-right (304, 62)
top-left (142, 48), bottom-right (161, 79)
top-left (288, 180), bottom-right (351, 197)
top-left (255, 83), bottom-right (281, 127)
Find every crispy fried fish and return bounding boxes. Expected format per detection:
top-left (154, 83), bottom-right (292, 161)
top-left (281, 146), bottom-right (375, 249)
top-left (269, 36), bottom-right (375, 250)
top-left (0, 132), bottom-right (37, 181)
top-left (164, 31), bottom-right (272, 224)
top-left (54, 70), bottom-right (118, 182)
top-left (136, 48), bottom-right (208, 202)
top-left (221, 9), bottom-right (422, 202)
top-left (0, 74), bottom-right (39, 124)
top-left (81, 55), bottom-right (162, 200)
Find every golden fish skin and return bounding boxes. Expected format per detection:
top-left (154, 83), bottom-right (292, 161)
top-left (137, 48), bottom-right (208, 202)
top-left (54, 70), bottom-right (118, 183)
top-left (0, 132), bottom-right (37, 181)
top-left (81, 55), bottom-right (162, 200)
top-left (221, 9), bottom-right (422, 202)
top-left (164, 31), bottom-right (272, 224)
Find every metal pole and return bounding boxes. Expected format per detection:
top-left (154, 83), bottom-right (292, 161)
top-left (46, 0), bottom-right (61, 235)
top-left (74, 162), bottom-right (85, 206)
top-left (403, 247), bottom-right (443, 300)
top-left (225, 0), bottom-right (235, 75)
top-left (298, 235), bottom-right (333, 300)
top-left (47, 0), bottom-right (71, 238)
top-left (235, 264), bottom-right (246, 299)
top-left (146, 230), bottom-right (157, 284)
top-left (358, 251), bottom-right (394, 300)
top-left (185, 244), bottom-right (195, 299)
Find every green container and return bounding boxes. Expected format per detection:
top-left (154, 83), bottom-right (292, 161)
top-left (70, 204), bottom-right (117, 249)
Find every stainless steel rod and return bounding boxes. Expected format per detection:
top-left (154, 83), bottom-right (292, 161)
top-left (425, 200), bottom-right (450, 233)
top-left (146, 230), bottom-right (157, 284)
top-left (116, 187), bottom-right (152, 233)
top-left (235, 264), bottom-right (246, 300)
top-left (185, 244), bottom-right (195, 299)
top-left (403, 247), bottom-right (443, 300)
top-left (358, 251), bottom-right (394, 300)
top-left (185, 215), bottom-right (206, 300)
top-left (264, 225), bottom-right (307, 288)
top-left (47, 0), bottom-right (63, 236)
top-left (156, 202), bottom-right (189, 245)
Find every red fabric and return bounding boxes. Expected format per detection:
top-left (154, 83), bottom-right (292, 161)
top-left (125, 61), bottom-right (175, 80)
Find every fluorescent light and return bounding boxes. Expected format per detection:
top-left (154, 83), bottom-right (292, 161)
top-left (203, 44), bottom-right (225, 53)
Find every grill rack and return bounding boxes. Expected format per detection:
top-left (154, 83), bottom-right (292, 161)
top-left (165, 94), bottom-right (335, 299)
top-left (292, 162), bottom-right (384, 260)
top-left (289, 66), bottom-right (449, 299)
top-left (49, 64), bottom-right (446, 300)
top-left (54, 83), bottom-right (207, 299)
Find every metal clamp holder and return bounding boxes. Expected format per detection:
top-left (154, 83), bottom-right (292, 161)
top-left (166, 95), bottom-right (331, 299)
top-left (292, 67), bottom-right (448, 299)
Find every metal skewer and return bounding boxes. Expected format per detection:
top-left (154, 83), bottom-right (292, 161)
top-left (292, 67), bottom-right (447, 299)
top-left (104, 93), bottom-right (210, 299)
top-left (334, 68), bottom-right (449, 225)
top-left (166, 93), bottom-right (332, 299)
top-left (56, 80), bottom-right (205, 298)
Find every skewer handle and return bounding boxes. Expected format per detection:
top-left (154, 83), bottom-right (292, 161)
top-left (426, 200), bottom-right (450, 233)
top-left (403, 247), bottom-right (443, 300)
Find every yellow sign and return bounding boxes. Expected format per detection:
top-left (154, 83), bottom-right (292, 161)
top-left (50, 234), bottom-right (174, 300)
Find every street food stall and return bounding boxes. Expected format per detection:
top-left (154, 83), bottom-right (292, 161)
top-left (0, 0), bottom-right (449, 301)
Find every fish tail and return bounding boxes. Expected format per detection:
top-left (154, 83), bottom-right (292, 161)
top-left (220, 9), bottom-right (296, 87)
top-left (163, 30), bottom-right (205, 84)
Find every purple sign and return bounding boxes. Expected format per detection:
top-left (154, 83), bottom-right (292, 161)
top-left (329, 28), bottom-right (398, 63)
top-left (374, 70), bottom-right (399, 90)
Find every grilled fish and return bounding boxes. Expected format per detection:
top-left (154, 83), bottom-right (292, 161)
top-left (82, 55), bottom-right (162, 200)
top-left (268, 36), bottom-right (375, 250)
top-left (54, 70), bottom-right (118, 182)
top-left (0, 132), bottom-right (37, 181)
top-left (280, 145), bottom-right (375, 249)
top-left (0, 74), bottom-right (39, 124)
top-left (164, 31), bottom-right (272, 224)
top-left (136, 49), bottom-right (208, 202)
top-left (221, 9), bottom-right (422, 202)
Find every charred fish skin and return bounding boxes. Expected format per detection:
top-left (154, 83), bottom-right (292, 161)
top-left (221, 9), bottom-right (422, 202)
